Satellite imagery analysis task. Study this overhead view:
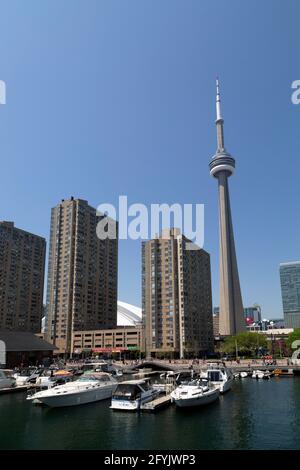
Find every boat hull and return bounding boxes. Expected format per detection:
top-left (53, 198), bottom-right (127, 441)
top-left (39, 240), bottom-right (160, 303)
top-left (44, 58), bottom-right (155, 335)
top-left (173, 389), bottom-right (220, 408)
top-left (210, 378), bottom-right (233, 394)
top-left (37, 384), bottom-right (116, 407)
top-left (0, 379), bottom-right (15, 389)
top-left (110, 392), bottom-right (159, 411)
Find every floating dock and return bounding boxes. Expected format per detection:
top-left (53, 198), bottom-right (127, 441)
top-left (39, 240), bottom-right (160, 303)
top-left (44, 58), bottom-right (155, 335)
top-left (140, 394), bottom-right (172, 411)
top-left (0, 385), bottom-right (30, 395)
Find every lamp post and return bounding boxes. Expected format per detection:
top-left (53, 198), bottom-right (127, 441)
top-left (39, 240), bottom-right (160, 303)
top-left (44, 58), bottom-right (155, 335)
top-left (235, 339), bottom-right (238, 361)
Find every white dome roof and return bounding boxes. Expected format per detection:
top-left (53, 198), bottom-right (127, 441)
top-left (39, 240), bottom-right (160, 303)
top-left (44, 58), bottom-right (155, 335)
top-left (117, 300), bottom-right (142, 326)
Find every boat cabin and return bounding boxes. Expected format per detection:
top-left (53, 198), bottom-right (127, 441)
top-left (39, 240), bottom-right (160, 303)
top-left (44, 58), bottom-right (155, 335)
top-left (112, 380), bottom-right (151, 401)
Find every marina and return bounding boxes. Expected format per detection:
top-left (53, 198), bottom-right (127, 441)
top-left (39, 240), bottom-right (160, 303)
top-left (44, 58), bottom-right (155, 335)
top-left (0, 375), bottom-right (300, 450)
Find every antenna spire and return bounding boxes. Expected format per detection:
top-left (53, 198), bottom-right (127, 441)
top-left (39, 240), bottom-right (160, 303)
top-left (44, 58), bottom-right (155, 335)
top-left (215, 78), bottom-right (225, 151)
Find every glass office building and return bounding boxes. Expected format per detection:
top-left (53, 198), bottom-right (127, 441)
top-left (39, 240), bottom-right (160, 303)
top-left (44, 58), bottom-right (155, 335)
top-left (280, 262), bottom-right (300, 329)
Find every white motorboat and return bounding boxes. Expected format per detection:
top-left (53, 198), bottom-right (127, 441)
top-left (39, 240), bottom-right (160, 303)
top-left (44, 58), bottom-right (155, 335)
top-left (13, 367), bottom-right (39, 386)
top-left (240, 371), bottom-right (249, 378)
top-left (171, 381), bottom-right (220, 408)
top-left (110, 379), bottom-right (160, 411)
top-left (27, 372), bottom-right (118, 407)
top-left (234, 371), bottom-right (249, 379)
top-left (0, 370), bottom-right (16, 389)
top-left (252, 370), bottom-right (271, 380)
top-left (200, 362), bottom-right (233, 393)
top-left (81, 361), bottom-right (115, 373)
top-left (35, 374), bottom-right (55, 389)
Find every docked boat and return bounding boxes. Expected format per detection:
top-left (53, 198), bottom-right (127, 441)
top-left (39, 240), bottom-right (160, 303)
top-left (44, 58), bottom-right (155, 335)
top-left (171, 381), bottom-right (220, 408)
top-left (27, 372), bottom-right (118, 407)
top-left (13, 367), bottom-right (39, 386)
top-left (274, 368), bottom-right (294, 377)
top-left (200, 363), bottom-right (233, 393)
top-left (110, 379), bottom-right (160, 411)
top-left (234, 371), bottom-right (250, 379)
top-left (252, 370), bottom-right (271, 380)
top-left (240, 371), bottom-right (249, 378)
top-left (81, 361), bottom-right (115, 373)
top-left (0, 370), bottom-right (16, 389)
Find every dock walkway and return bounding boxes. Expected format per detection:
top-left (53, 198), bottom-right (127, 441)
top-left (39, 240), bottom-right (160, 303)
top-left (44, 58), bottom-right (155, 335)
top-left (140, 394), bottom-right (172, 411)
top-left (0, 385), bottom-right (30, 395)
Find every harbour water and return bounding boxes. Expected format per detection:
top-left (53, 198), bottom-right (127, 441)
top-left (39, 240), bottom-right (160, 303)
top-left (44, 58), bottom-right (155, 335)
top-left (1, 377), bottom-right (300, 450)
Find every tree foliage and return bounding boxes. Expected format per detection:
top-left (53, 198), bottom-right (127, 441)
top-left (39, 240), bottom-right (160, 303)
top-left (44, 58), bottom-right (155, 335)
top-left (221, 332), bottom-right (268, 356)
top-left (287, 328), bottom-right (300, 353)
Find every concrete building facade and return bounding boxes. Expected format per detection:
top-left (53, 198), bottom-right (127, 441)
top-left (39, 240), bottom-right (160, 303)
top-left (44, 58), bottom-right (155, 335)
top-left (45, 198), bottom-right (118, 354)
top-left (0, 222), bottom-right (46, 333)
top-left (142, 228), bottom-right (214, 358)
top-left (209, 80), bottom-right (245, 336)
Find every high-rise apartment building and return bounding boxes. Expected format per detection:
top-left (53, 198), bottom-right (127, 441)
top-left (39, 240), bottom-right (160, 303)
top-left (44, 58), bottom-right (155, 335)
top-left (142, 228), bottom-right (214, 358)
top-left (45, 198), bottom-right (118, 354)
top-left (280, 262), bottom-right (300, 329)
top-left (0, 221), bottom-right (46, 332)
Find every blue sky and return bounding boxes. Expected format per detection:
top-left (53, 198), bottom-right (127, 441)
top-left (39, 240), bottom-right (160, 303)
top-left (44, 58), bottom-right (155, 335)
top-left (0, 0), bottom-right (299, 318)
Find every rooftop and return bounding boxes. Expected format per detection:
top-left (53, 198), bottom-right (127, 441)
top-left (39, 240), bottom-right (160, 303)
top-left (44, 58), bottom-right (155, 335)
top-left (0, 331), bottom-right (57, 352)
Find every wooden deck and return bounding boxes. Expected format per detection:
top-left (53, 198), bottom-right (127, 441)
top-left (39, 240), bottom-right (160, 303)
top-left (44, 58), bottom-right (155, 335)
top-left (140, 394), bottom-right (172, 411)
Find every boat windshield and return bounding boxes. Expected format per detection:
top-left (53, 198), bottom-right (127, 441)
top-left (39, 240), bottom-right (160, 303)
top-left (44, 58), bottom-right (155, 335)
top-left (82, 363), bottom-right (107, 372)
top-left (79, 374), bottom-right (110, 382)
top-left (208, 371), bottom-right (222, 381)
top-left (113, 384), bottom-right (142, 400)
top-left (17, 368), bottom-right (36, 377)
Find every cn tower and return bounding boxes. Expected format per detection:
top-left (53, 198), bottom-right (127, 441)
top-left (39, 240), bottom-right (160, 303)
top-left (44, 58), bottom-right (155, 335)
top-left (209, 80), bottom-right (245, 336)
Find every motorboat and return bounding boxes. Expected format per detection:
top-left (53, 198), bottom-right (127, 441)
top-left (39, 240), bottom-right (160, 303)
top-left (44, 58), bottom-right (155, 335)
top-left (13, 367), bottom-right (39, 386)
top-left (81, 361), bottom-right (115, 373)
top-left (274, 368), bottom-right (294, 377)
top-left (34, 369), bottom-right (61, 389)
top-left (200, 363), bottom-right (233, 393)
top-left (110, 379), bottom-right (160, 411)
top-left (234, 371), bottom-right (249, 379)
top-left (161, 370), bottom-right (195, 385)
top-left (252, 370), bottom-right (271, 380)
top-left (0, 370), bottom-right (16, 389)
top-left (240, 371), bottom-right (249, 378)
top-left (81, 361), bottom-right (123, 377)
top-left (112, 368), bottom-right (123, 377)
top-left (171, 380), bottom-right (220, 408)
top-left (27, 372), bottom-right (118, 407)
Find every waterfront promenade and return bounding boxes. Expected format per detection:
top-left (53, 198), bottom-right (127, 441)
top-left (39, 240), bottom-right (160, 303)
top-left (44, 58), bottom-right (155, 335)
top-left (126, 358), bottom-right (300, 373)
top-left (66, 358), bottom-right (300, 374)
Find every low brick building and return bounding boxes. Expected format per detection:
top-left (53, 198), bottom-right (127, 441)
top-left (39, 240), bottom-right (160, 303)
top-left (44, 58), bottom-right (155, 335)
top-left (0, 331), bottom-right (56, 368)
top-left (72, 325), bottom-right (144, 356)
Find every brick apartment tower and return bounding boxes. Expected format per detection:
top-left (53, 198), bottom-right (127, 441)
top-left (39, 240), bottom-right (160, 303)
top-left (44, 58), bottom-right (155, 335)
top-left (45, 198), bottom-right (118, 354)
top-left (142, 228), bottom-right (214, 358)
top-left (0, 221), bottom-right (46, 332)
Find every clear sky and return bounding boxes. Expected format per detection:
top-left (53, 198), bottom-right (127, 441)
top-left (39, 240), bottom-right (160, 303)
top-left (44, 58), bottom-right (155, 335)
top-left (0, 0), bottom-right (299, 318)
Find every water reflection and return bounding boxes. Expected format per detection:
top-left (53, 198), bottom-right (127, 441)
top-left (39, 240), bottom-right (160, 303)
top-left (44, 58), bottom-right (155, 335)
top-left (0, 379), bottom-right (299, 449)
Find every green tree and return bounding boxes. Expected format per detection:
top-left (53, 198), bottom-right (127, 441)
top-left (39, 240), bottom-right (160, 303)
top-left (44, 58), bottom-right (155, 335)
top-left (221, 332), bottom-right (268, 357)
top-left (286, 328), bottom-right (300, 354)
